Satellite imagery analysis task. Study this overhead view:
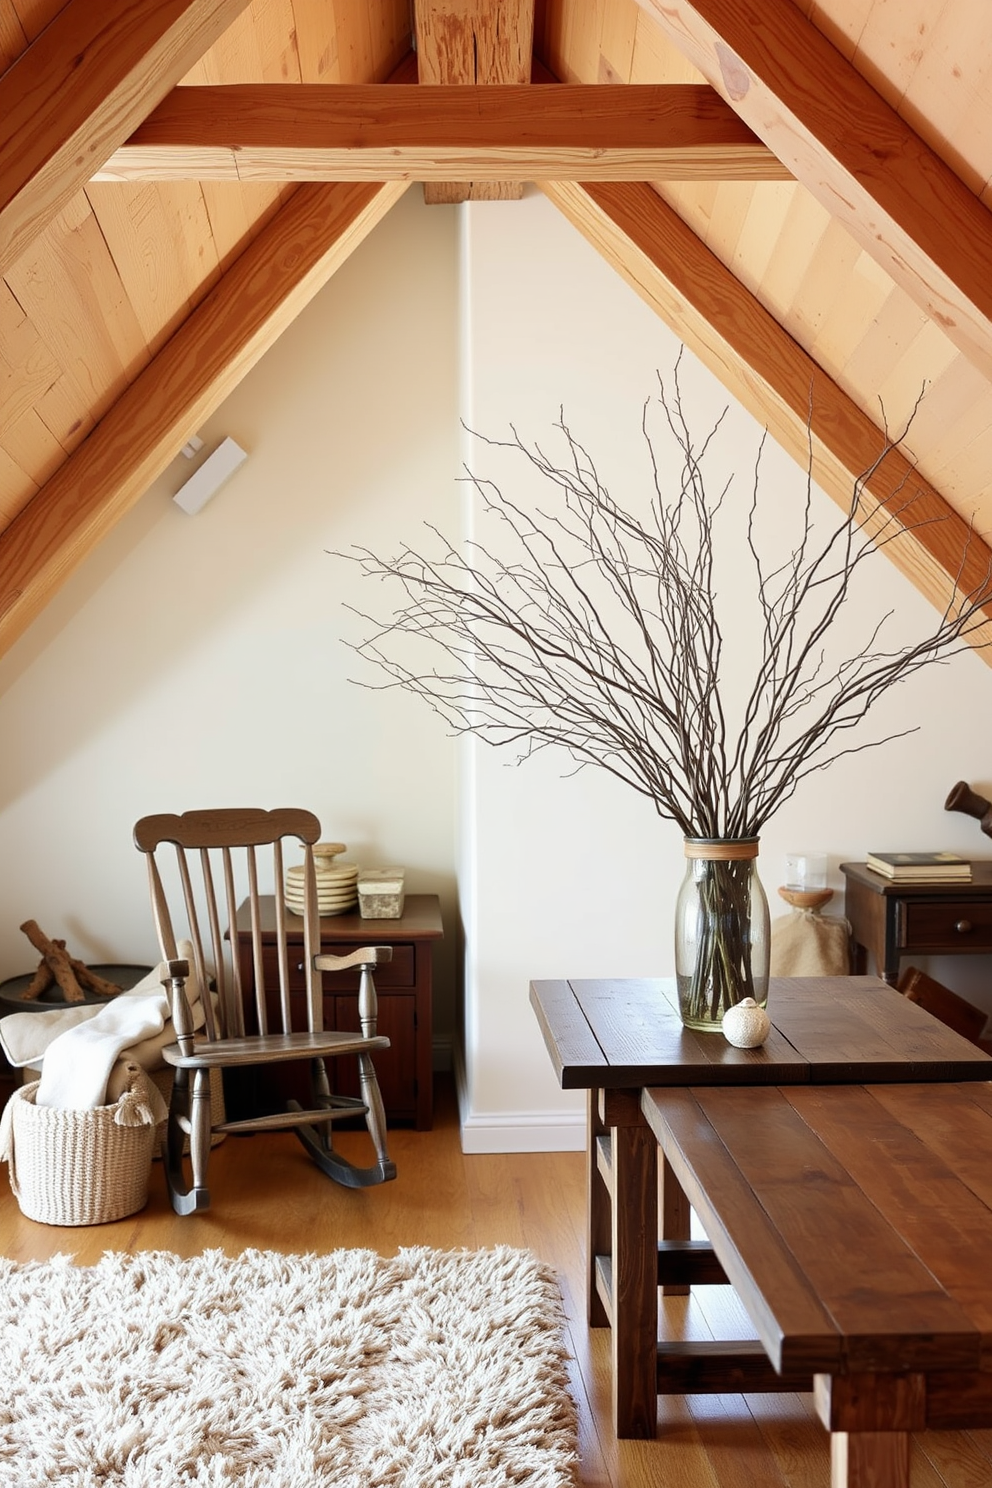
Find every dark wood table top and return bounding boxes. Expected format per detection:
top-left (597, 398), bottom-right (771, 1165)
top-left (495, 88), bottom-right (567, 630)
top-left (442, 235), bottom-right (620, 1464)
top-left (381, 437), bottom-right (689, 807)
top-left (642, 1080), bottom-right (992, 1382)
top-left (530, 975), bottom-right (992, 1088)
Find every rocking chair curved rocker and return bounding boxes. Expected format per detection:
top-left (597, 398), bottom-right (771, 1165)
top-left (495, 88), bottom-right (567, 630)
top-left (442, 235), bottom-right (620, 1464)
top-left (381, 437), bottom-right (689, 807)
top-left (133, 807), bottom-right (396, 1215)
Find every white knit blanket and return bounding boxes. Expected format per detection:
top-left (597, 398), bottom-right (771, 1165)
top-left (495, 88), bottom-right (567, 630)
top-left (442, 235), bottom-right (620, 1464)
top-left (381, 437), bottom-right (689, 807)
top-left (0, 949), bottom-right (204, 1110)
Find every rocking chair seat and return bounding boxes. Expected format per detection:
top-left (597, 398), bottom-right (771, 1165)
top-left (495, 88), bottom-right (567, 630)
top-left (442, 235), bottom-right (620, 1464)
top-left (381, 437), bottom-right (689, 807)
top-left (161, 1029), bottom-right (391, 1069)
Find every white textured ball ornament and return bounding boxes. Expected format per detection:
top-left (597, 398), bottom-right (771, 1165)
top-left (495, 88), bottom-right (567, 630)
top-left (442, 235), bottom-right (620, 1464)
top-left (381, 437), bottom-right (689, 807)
top-left (721, 997), bottom-right (771, 1048)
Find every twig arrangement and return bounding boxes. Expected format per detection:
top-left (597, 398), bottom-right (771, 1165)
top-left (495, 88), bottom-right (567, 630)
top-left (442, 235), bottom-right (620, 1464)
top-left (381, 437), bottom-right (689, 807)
top-left (340, 368), bottom-right (992, 1021)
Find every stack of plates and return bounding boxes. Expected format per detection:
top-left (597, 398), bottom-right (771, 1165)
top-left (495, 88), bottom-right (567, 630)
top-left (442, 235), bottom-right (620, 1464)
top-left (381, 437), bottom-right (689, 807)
top-left (285, 842), bottom-right (359, 917)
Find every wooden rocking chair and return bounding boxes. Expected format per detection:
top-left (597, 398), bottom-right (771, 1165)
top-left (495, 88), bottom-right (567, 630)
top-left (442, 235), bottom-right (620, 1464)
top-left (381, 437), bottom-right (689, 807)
top-left (133, 807), bottom-right (396, 1215)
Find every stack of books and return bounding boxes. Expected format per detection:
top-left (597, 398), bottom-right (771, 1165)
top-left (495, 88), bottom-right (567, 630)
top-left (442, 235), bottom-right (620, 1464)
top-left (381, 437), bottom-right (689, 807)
top-left (866, 851), bottom-right (972, 882)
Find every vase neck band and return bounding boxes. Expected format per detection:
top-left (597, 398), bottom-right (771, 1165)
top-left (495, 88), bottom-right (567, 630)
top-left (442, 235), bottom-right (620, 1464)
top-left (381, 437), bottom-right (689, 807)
top-left (684, 839), bottom-right (759, 861)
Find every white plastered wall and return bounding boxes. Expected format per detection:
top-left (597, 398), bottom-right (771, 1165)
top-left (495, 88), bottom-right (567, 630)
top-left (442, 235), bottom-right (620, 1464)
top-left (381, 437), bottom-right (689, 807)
top-left (455, 191), bottom-right (992, 1152)
top-left (0, 190), bottom-right (462, 1057)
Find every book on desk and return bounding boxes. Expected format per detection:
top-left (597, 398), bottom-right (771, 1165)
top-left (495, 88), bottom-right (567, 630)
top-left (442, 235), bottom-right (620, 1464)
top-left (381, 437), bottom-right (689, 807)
top-left (866, 850), bottom-right (972, 881)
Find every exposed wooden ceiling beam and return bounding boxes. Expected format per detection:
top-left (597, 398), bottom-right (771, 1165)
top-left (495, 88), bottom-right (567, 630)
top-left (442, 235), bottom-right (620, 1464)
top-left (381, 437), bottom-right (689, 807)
top-left (0, 0), bottom-right (253, 277)
top-left (94, 83), bottom-right (790, 182)
top-left (635, 0), bottom-right (992, 382)
top-left (542, 180), bottom-right (992, 659)
top-left (0, 180), bottom-right (409, 658)
top-left (414, 0), bottom-right (534, 203)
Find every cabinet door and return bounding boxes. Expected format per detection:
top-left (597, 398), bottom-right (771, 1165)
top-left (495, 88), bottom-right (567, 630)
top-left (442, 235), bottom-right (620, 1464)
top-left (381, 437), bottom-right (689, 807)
top-left (331, 994), bottom-right (417, 1123)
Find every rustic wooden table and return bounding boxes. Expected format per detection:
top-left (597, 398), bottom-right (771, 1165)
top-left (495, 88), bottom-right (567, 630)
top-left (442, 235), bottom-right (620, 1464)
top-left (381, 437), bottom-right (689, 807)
top-left (644, 1079), bottom-right (992, 1488)
top-left (529, 974), bottom-right (992, 1439)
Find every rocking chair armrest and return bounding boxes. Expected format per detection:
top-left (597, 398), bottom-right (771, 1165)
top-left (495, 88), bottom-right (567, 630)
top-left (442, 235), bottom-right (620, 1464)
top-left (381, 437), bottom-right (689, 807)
top-left (314, 946), bottom-right (393, 974)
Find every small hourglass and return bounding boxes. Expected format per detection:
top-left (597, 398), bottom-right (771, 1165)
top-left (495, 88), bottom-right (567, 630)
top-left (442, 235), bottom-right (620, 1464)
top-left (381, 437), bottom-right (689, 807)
top-left (778, 851), bottom-right (833, 912)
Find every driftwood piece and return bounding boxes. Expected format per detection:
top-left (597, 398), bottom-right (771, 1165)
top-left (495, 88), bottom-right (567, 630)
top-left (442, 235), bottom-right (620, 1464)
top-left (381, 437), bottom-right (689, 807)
top-left (20, 920), bottom-right (85, 1002)
top-left (16, 922), bottom-right (126, 1004)
top-left (20, 960), bottom-right (55, 1001)
top-left (72, 960), bottom-right (123, 997)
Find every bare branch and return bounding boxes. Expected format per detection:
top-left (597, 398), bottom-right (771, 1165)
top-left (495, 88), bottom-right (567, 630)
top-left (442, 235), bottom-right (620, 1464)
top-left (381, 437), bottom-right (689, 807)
top-left (337, 367), bottom-right (992, 840)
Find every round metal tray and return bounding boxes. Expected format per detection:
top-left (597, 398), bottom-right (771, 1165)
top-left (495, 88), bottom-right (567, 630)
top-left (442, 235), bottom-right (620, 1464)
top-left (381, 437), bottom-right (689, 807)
top-left (0, 964), bottom-right (154, 1014)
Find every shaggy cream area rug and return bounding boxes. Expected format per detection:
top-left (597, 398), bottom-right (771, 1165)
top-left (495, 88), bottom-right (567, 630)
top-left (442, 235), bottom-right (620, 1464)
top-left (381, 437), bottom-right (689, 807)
top-left (0, 1245), bottom-right (578, 1487)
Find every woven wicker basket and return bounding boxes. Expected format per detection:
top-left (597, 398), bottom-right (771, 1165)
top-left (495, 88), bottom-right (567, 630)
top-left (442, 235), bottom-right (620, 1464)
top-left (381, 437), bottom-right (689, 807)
top-left (5, 1079), bottom-right (157, 1226)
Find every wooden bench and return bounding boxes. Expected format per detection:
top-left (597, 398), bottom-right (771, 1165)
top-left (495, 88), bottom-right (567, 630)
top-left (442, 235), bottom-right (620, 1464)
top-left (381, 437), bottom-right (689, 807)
top-left (642, 1080), bottom-right (992, 1488)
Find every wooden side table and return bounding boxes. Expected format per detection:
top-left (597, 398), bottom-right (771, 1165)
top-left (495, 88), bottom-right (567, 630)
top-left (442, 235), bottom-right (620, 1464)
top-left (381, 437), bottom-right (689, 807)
top-left (233, 893), bottom-right (443, 1129)
top-left (841, 860), bottom-right (992, 984)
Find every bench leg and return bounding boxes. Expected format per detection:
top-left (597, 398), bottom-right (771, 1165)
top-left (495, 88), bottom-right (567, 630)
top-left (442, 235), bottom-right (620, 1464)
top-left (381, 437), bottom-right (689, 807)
top-left (831, 1431), bottom-right (909, 1488)
top-left (612, 1121), bottom-right (658, 1439)
top-left (660, 1149), bottom-right (690, 1297)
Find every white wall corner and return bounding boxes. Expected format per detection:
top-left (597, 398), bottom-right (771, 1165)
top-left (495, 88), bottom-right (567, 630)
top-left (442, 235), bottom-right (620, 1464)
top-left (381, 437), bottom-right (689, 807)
top-left (452, 1039), bottom-right (584, 1152)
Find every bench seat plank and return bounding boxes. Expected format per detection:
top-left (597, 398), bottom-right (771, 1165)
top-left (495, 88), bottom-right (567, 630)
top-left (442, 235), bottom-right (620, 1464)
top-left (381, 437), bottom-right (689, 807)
top-left (692, 1086), bottom-right (981, 1374)
top-left (645, 1084), bottom-right (985, 1380)
top-left (786, 1083), bottom-right (992, 1361)
top-left (641, 1086), bottom-right (844, 1374)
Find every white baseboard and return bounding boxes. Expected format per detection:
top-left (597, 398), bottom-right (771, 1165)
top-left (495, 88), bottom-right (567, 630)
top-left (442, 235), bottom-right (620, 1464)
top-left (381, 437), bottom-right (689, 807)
top-left (458, 1108), bottom-right (586, 1154)
top-left (451, 1045), bottom-right (585, 1152)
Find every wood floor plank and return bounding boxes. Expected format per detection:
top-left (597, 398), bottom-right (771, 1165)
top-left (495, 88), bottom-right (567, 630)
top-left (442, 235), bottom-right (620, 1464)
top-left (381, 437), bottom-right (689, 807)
top-left (688, 1392), bottom-right (803, 1487)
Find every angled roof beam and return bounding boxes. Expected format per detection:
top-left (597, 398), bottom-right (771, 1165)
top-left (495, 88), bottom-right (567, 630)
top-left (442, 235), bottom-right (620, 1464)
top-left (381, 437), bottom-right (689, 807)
top-left (635, 0), bottom-right (992, 382)
top-left (95, 84), bottom-right (790, 182)
top-left (414, 0), bottom-right (535, 203)
top-left (542, 180), bottom-right (992, 659)
top-left (0, 0), bottom-right (253, 276)
top-left (0, 180), bottom-right (409, 657)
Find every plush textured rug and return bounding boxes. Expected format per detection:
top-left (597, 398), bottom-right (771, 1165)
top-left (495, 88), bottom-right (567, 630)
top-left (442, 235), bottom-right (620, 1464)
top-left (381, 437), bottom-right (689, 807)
top-left (0, 1245), bottom-right (578, 1487)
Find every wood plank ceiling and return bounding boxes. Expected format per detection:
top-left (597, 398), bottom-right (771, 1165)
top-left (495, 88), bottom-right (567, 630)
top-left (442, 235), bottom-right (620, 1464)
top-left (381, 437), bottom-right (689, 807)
top-left (1, 0), bottom-right (991, 660)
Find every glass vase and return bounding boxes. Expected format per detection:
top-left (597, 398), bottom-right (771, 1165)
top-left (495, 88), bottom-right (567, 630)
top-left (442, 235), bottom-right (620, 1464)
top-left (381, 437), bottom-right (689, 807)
top-left (674, 839), bottom-right (770, 1032)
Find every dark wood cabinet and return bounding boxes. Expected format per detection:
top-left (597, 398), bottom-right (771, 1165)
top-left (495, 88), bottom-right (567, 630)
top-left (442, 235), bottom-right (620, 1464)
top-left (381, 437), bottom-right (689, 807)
top-left (233, 893), bottom-right (443, 1128)
top-left (841, 861), bottom-right (992, 984)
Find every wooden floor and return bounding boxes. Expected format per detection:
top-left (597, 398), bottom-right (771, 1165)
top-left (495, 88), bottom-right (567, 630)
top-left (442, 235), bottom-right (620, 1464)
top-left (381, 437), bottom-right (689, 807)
top-left (1, 1075), bottom-right (990, 1488)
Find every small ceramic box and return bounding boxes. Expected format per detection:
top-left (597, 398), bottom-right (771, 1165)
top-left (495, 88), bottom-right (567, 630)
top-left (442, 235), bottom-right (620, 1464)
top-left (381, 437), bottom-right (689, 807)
top-left (357, 869), bottom-right (406, 919)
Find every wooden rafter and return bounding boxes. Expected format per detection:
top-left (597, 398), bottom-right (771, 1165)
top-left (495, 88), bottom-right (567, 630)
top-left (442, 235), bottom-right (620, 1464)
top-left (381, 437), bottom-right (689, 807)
top-left (414, 0), bottom-right (534, 203)
top-left (635, 0), bottom-right (992, 383)
top-left (542, 180), bottom-right (992, 660)
top-left (0, 181), bottom-right (409, 657)
top-left (0, 0), bottom-right (253, 276)
top-left (93, 83), bottom-right (789, 183)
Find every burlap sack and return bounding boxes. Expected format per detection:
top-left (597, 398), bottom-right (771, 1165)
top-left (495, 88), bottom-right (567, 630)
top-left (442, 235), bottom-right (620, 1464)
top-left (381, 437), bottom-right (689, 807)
top-left (770, 908), bottom-right (850, 976)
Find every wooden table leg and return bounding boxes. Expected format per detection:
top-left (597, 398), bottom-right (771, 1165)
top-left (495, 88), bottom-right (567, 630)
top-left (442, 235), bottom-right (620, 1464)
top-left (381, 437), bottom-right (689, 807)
top-left (830, 1432), bottom-right (909, 1488)
top-left (611, 1118), bottom-right (658, 1439)
top-left (587, 1088), bottom-right (611, 1327)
